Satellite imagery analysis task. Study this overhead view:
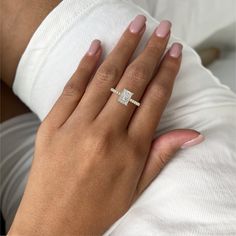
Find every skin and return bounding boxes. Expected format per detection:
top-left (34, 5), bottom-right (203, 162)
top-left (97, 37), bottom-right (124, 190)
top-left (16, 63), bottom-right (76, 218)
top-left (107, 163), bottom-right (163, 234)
top-left (1, 0), bottom-right (62, 87)
top-left (8, 16), bottom-right (201, 235)
top-left (1, 0), bottom-right (61, 122)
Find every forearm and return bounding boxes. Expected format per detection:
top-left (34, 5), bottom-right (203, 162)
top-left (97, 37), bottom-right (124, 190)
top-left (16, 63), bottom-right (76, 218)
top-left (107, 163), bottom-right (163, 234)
top-left (1, 0), bottom-right (61, 88)
top-left (1, 0), bottom-right (61, 121)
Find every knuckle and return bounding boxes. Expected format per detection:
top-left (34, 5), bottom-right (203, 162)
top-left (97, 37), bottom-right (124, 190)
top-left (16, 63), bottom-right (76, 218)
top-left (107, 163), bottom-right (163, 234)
top-left (93, 122), bottom-right (114, 141)
top-left (116, 41), bottom-right (131, 54)
top-left (96, 64), bottom-right (119, 83)
top-left (127, 62), bottom-right (148, 83)
top-left (152, 84), bottom-right (171, 101)
top-left (93, 135), bottom-right (107, 149)
top-left (157, 153), bottom-right (167, 170)
top-left (158, 151), bottom-right (172, 170)
top-left (163, 60), bottom-right (179, 74)
top-left (62, 81), bottom-right (81, 97)
top-left (77, 66), bottom-right (91, 76)
top-left (91, 129), bottom-right (113, 153)
top-left (129, 139), bottom-right (147, 159)
top-left (133, 145), bottom-right (146, 159)
top-left (146, 44), bottom-right (163, 58)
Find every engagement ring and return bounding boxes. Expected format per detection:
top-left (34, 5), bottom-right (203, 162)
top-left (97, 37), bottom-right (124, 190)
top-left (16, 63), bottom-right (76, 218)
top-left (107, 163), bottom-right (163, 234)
top-left (110, 88), bottom-right (140, 107)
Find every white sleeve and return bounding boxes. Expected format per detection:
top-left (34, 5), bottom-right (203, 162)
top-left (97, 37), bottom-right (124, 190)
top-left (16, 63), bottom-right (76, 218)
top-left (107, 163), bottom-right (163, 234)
top-left (13, 0), bottom-right (236, 235)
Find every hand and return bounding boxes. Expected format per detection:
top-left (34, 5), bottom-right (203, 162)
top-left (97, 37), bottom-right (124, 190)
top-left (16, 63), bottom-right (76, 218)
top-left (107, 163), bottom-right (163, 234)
top-left (9, 15), bottom-right (204, 236)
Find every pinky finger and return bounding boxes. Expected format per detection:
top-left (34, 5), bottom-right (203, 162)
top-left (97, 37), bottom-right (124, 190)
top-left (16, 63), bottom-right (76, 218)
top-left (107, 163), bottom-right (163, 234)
top-left (44, 39), bottom-right (102, 128)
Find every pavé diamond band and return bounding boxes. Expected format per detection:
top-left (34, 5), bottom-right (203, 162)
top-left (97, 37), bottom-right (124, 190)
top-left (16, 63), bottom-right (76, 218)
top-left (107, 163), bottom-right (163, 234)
top-left (110, 88), bottom-right (140, 107)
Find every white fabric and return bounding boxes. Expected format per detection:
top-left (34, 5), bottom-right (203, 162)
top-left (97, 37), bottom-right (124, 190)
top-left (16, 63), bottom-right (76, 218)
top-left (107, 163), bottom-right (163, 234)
top-left (0, 113), bottom-right (40, 231)
top-left (7, 0), bottom-right (236, 234)
top-left (131, 0), bottom-right (236, 47)
top-left (208, 49), bottom-right (236, 92)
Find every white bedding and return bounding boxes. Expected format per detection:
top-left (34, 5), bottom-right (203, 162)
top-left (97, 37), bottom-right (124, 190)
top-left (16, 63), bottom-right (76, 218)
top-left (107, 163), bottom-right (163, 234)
top-left (6, 0), bottom-right (236, 234)
top-left (131, 0), bottom-right (236, 47)
top-left (132, 0), bottom-right (236, 92)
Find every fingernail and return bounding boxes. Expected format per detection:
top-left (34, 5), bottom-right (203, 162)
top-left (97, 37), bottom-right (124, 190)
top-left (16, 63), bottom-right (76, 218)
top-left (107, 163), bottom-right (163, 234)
top-left (169, 43), bottom-right (183, 58)
top-left (181, 134), bottom-right (205, 149)
top-left (87, 39), bottom-right (101, 56)
top-left (155, 20), bottom-right (172, 38)
top-left (129, 15), bottom-right (147, 34)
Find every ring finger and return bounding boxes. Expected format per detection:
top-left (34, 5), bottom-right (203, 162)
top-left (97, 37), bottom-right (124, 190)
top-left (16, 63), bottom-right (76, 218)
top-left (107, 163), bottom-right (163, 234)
top-left (99, 20), bottom-right (172, 128)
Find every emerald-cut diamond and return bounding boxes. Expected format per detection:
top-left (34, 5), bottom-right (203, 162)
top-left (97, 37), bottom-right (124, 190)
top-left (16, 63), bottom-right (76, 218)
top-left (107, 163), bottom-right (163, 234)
top-left (118, 89), bottom-right (134, 106)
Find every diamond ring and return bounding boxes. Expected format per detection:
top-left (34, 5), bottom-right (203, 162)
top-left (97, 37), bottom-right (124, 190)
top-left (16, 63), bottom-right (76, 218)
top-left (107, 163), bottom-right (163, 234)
top-left (110, 88), bottom-right (140, 107)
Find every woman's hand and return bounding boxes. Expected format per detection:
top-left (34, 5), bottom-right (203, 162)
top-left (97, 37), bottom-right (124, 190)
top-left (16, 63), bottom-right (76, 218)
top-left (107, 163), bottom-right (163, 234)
top-left (9, 15), bottom-right (204, 236)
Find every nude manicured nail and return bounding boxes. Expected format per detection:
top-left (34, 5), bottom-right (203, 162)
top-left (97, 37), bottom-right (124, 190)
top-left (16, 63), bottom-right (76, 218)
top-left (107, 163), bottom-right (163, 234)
top-left (181, 134), bottom-right (205, 149)
top-left (155, 20), bottom-right (172, 38)
top-left (129, 15), bottom-right (147, 34)
top-left (169, 43), bottom-right (183, 58)
top-left (87, 39), bottom-right (101, 56)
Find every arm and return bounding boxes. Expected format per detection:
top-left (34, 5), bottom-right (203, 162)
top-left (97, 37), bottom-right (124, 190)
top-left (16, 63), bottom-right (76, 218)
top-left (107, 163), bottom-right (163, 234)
top-left (1, 0), bottom-right (61, 121)
top-left (1, 0), bottom-right (61, 88)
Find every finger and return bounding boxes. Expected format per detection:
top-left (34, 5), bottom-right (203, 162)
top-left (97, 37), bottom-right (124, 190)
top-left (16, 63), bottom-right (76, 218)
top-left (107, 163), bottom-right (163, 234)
top-left (135, 129), bottom-right (205, 198)
top-left (129, 43), bottom-right (183, 139)
top-left (76, 15), bottom-right (147, 121)
top-left (43, 40), bottom-right (102, 128)
top-left (99, 21), bottom-right (172, 128)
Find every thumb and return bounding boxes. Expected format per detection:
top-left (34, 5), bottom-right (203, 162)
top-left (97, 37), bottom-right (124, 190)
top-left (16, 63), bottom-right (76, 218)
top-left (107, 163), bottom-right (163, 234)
top-left (135, 129), bottom-right (204, 197)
